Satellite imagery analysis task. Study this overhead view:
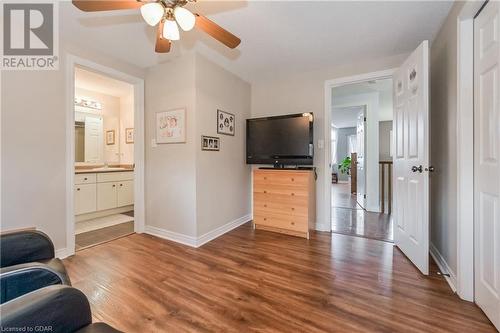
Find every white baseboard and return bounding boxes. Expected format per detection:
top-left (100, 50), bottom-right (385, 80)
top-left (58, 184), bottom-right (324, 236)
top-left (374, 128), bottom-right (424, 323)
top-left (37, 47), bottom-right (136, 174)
top-left (197, 214), bottom-right (252, 247)
top-left (55, 248), bottom-right (70, 259)
top-left (314, 223), bottom-right (331, 232)
top-left (144, 225), bottom-right (197, 247)
top-left (430, 243), bottom-right (457, 293)
top-left (144, 214), bottom-right (252, 248)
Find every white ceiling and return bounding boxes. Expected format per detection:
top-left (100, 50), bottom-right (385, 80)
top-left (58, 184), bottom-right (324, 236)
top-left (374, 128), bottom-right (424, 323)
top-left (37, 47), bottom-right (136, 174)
top-left (75, 66), bottom-right (134, 97)
top-left (60, 1), bottom-right (453, 83)
top-left (332, 78), bottom-right (392, 128)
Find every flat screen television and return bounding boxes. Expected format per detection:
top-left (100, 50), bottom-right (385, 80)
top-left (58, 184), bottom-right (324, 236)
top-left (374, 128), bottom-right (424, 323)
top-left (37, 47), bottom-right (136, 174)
top-left (246, 113), bottom-right (314, 166)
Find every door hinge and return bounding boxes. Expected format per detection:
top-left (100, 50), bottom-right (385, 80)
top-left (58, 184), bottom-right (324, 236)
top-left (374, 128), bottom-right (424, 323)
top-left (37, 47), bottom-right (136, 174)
top-left (364, 194), bottom-right (366, 199)
top-left (364, 117), bottom-right (367, 122)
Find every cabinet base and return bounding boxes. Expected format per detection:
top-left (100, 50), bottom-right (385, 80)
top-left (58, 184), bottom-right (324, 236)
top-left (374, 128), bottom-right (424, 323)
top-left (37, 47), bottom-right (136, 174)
top-left (254, 224), bottom-right (309, 239)
top-left (76, 205), bottom-right (134, 222)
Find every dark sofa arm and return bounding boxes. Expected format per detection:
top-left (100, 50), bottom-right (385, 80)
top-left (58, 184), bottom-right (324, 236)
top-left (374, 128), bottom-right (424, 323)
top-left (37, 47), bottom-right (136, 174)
top-left (0, 230), bottom-right (55, 267)
top-left (1, 259), bottom-right (72, 303)
top-left (0, 285), bottom-right (92, 333)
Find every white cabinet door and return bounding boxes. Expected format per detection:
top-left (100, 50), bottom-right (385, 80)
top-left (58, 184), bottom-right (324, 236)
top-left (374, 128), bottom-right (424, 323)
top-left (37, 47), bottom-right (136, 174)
top-left (97, 182), bottom-right (117, 211)
top-left (393, 40), bottom-right (430, 275)
top-left (117, 180), bottom-right (134, 207)
top-left (75, 184), bottom-right (97, 215)
top-left (474, 2), bottom-right (500, 329)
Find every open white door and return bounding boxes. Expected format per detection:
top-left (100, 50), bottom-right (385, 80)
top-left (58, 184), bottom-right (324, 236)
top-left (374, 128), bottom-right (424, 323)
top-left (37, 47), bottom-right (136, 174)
top-left (356, 108), bottom-right (366, 208)
top-left (474, 1), bottom-right (500, 329)
top-left (393, 40), bottom-right (430, 275)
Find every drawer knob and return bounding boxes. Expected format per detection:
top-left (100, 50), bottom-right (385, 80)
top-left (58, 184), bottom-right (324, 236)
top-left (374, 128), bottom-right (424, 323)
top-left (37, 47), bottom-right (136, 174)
top-left (291, 222), bottom-right (295, 225)
top-left (77, 188), bottom-right (80, 191)
top-left (291, 193), bottom-right (295, 196)
top-left (84, 178), bottom-right (88, 181)
top-left (264, 177), bottom-right (267, 180)
top-left (264, 218), bottom-right (267, 221)
top-left (264, 190), bottom-right (267, 193)
top-left (264, 204), bottom-right (267, 207)
top-left (291, 207), bottom-right (295, 211)
top-left (291, 178), bottom-right (294, 182)
top-left (112, 185), bottom-right (116, 188)
top-left (120, 184), bottom-right (123, 187)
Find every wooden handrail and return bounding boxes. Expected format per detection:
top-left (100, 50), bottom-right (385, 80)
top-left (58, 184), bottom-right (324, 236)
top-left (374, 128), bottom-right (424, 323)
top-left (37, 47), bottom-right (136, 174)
top-left (379, 161), bottom-right (393, 214)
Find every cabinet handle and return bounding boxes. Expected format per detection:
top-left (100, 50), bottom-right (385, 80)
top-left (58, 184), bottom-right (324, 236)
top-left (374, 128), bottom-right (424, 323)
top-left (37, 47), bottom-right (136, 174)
top-left (264, 177), bottom-right (267, 180)
top-left (120, 184), bottom-right (123, 187)
top-left (264, 218), bottom-right (267, 221)
top-left (291, 193), bottom-right (295, 196)
top-left (264, 204), bottom-right (267, 207)
top-left (264, 190), bottom-right (267, 194)
top-left (291, 222), bottom-right (295, 226)
top-left (112, 185), bottom-right (116, 188)
top-left (291, 207), bottom-right (295, 211)
top-left (84, 178), bottom-right (88, 181)
top-left (77, 188), bottom-right (80, 191)
top-left (291, 178), bottom-right (294, 182)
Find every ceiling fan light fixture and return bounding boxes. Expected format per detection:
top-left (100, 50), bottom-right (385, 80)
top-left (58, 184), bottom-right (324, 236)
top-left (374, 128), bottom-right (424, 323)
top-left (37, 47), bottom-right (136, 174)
top-left (163, 19), bottom-right (180, 41)
top-left (140, 2), bottom-right (164, 26)
top-left (174, 6), bottom-right (196, 31)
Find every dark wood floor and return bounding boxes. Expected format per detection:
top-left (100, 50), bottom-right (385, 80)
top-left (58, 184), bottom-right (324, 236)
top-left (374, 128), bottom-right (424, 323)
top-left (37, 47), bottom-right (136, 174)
top-left (332, 183), bottom-right (393, 242)
top-left (64, 223), bottom-right (495, 332)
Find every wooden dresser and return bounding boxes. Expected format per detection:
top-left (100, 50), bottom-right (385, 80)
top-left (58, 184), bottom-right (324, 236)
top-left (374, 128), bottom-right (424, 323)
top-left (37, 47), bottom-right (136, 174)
top-left (253, 169), bottom-right (316, 239)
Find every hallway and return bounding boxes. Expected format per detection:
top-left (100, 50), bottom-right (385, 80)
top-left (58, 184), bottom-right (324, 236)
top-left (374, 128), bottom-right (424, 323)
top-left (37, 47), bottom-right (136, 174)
top-left (331, 183), bottom-right (393, 242)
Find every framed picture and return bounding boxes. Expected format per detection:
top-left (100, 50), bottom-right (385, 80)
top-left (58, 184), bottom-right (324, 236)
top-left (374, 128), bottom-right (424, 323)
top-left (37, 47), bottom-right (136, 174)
top-left (201, 135), bottom-right (220, 151)
top-left (156, 108), bottom-right (186, 144)
top-left (125, 128), bottom-right (134, 144)
top-left (217, 109), bottom-right (235, 136)
top-left (106, 130), bottom-right (115, 145)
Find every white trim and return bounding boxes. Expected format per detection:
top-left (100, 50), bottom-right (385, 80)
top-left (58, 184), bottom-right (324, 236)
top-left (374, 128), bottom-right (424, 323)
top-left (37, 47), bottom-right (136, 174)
top-left (145, 215), bottom-right (252, 248)
top-left (455, 1), bottom-right (485, 302)
top-left (324, 69), bottom-right (397, 230)
top-left (430, 243), bottom-right (458, 293)
top-left (197, 215), bottom-right (252, 247)
top-left (145, 225), bottom-right (198, 247)
top-left (65, 55), bottom-right (145, 257)
top-left (55, 248), bottom-right (70, 260)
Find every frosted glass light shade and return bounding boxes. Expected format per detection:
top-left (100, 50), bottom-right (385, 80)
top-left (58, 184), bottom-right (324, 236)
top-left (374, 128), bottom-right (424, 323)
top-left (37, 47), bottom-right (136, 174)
top-left (140, 3), bottom-right (164, 26)
top-left (174, 6), bottom-right (195, 31)
top-left (163, 19), bottom-right (180, 40)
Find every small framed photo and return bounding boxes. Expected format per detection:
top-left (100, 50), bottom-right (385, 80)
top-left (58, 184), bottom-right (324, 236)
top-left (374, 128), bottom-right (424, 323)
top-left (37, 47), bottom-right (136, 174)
top-left (125, 128), bottom-right (134, 144)
top-left (156, 108), bottom-right (186, 144)
top-left (106, 130), bottom-right (115, 145)
top-left (201, 135), bottom-right (220, 151)
top-left (217, 109), bottom-right (235, 136)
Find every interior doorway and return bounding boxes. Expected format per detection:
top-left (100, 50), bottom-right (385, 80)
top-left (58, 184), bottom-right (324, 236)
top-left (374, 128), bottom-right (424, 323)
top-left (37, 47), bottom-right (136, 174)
top-left (65, 55), bottom-right (145, 257)
top-left (328, 77), bottom-right (394, 242)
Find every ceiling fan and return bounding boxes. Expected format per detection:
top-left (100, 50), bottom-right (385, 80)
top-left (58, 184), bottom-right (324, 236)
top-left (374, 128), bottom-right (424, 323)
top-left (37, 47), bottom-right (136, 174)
top-left (72, 0), bottom-right (241, 53)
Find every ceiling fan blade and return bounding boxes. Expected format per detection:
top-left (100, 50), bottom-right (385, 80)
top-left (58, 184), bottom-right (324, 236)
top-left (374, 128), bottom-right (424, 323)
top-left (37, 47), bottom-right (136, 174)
top-left (155, 21), bottom-right (171, 53)
top-left (195, 14), bottom-right (241, 49)
top-left (72, 0), bottom-right (143, 12)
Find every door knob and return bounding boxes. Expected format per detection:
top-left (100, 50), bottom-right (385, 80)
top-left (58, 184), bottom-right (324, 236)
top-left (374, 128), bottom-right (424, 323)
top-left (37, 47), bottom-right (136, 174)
top-left (411, 165), bottom-right (423, 173)
top-left (425, 166), bottom-right (435, 172)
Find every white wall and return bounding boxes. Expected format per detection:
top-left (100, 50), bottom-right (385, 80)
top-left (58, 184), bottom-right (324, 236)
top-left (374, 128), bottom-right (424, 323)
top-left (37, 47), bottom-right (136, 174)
top-left (195, 54), bottom-right (252, 236)
top-left (119, 92), bottom-right (134, 165)
top-left (429, 1), bottom-right (466, 279)
top-left (145, 55), bottom-right (197, 237)
top-left (379, 121), bottom-right (392, 161)
top-left (335, 127), bottom-right (356, 182)
top-left (1, 42), bottom-right (145, 251)
top-left (251, 53), bottom-right (406, 229)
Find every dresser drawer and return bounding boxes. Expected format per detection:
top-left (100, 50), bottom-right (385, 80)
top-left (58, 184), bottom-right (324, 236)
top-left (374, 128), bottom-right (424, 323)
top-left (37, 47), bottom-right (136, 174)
top-left (254, 171), bottom-right (309, 187)
top-left (254, 213), bottom-right (308, 232)
top-left (75, 173), bottom-right (96, 185)
top-left (254, 196), bottom-right (308, 217)
top-left (253, 183), bottom-right (309, 197)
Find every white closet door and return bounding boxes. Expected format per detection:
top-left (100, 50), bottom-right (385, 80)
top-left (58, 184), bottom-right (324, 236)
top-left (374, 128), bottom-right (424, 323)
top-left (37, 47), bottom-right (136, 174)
top-left (84, 116), bottom-right (103, 163)
top-left (474, 2), bottom-right (500, 329)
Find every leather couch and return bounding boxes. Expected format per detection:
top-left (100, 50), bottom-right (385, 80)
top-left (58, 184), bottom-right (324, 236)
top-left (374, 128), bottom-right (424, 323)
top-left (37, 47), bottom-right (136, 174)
top-left (0, 230), bottom-right (71, 303)
top-left (0, 285), bottom-right (122, 333)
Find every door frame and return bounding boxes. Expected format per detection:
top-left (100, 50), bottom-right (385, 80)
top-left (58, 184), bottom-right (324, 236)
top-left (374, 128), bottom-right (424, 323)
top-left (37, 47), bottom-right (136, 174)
top-left (324, 68), bottom-right (396, 230)
top-left (65, 54), bottom-right (145, 257)
top-left (455, 1), bottom-right (487, 302)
